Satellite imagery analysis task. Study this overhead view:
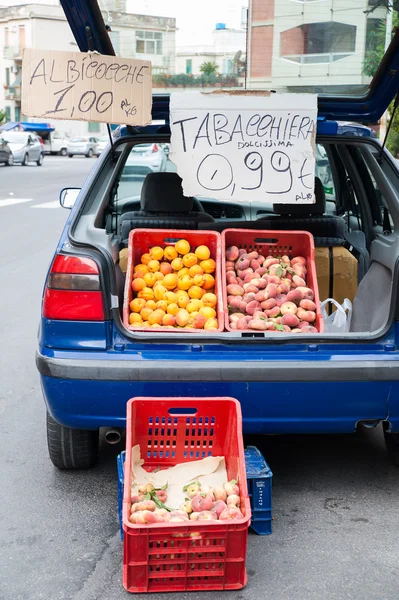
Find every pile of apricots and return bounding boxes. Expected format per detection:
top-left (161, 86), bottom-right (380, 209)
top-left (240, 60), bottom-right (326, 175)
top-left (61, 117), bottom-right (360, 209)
top-left (129, 239), bottom-right (218, 330)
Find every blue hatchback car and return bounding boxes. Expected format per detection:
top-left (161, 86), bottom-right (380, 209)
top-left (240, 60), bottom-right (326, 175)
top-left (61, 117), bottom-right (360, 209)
top-left (37, 1), bottom-right (399, 468)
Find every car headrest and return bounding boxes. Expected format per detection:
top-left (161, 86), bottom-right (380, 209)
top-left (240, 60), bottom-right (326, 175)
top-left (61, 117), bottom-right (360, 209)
top-left (140, 173), bottom-right (194, 213)
top-left (273, 177), bottom-right (326, 216)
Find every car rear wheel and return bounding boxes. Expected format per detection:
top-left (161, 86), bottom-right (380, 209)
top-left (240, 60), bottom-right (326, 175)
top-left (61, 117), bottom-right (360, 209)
top-left (68, 154), bottom-right (73, 158)
top-left (37, 153), bottom-right (43, 166)
top-left (6, 154), bottom-right (13, 166)
top-left (383, 422), bottom-right (399, 466)
top-left (86, 148), bottom-right (93, 158)
top-left (22, 153), bottom-right (29, 166)
top-left (46, 412), bottom-right (99, 469)
top-left (60, 148), bottom-right (67, 156)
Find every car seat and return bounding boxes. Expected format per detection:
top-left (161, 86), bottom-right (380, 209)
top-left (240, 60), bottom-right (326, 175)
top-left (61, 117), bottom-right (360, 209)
top-left (119, 173), bottom-right (215, 243)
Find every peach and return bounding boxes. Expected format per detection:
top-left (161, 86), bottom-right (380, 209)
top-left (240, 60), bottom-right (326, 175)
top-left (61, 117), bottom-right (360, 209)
top-left (177, 275), bottom-right (193, 291)
top-left (202, 293), bottom-right (217, 307)
top-left (281, 313), bottom-right (300, 328)
top-left (212, 500), bottom-right (228, 517)
top-left (250, 278), bottom-right (266, 290)
top-left (167, 303), bottom-right (179, 316)
top-left (152, 284), bottom-right (166, 302)
top-left (154, 508), bottom-right (171, 522)
top-left (226, 494), bottom-right (240, 507)
top-left (256, 267), bottom-right (267, 276)
top-left (200, 306), bottom-right (217, 319)
top-left (251, 259), bottom-right (261, 271)
top-left (264, 258), bottom-right (279, 268)
top-left (192, 275), bottom-right (205, 288)
top-left (254, 291), bottom-right (267, 303)
top-left (226, 246), bottom-right (240, 261)
top-left (200, 259), bottom-right (216, 274)
top-left (277, 282), bottom-right (290, 295)
top-left (130, 510), bottom-right (157, 524)
top-left (131, 277), bottom-right (146, 293)
top-left (296, 287), bottom-right (314, 300)
top-left (140, 253), bottom-right (151, 265)
top-left (197, 510), bottom-right (218, 521)
top-left (192, 314), bottom-right (207, 329)
top-left (163, 246), bottom-right (178, 261)
top-left (281, 255), bottom-right (291, 265)
top-left (292, 275), bottom-right (306, 288)
top-left (224, 481), bottom-right (239, 496)
top-left (219, 507), bottom-right (244, 521)
top-left (162, 313), bottom-right (176, 326)
top-left (299, 299), bottom-right (317, 311)
top-left (248, 319), bottom-right (268, 331)
top-left (159, 261), bottom-right (173, 276)
top-left (130, 298), bottom-right (146, 313)
top-left (280, 302), bottom-right (297, 315)
top-left (291, 256), bottom-right (306, 266)
top-left (300, 325), bottom-right (318, 333)
top-left (266, 306), bottom-right (281, 318)
top-left (202, 274), bottom-right (215, 290)
top-left (185, 483), bottom-right (201, 498)
top-left (265, 283), bottom-right (278, 299)
top-left (261, 298), bottom-right (277, 311)
top-left (204, 318), bottom-right (218, 330)
top-left (190, 512), bottom-right (201, 521)
top-left (191, 493), bottom-right (214, 512)
top-left (213, 486), bottom-right (227, 501)
top-left (156, 300), bottom-right (168, 312)
top-left (163, 273), bottom-right (178, 290)
top-left (138, 287), bottom-right (155, 302)
top-left (236, 256), bottom-right (250, 271)
top-left (286, 289), bottom-right (303, 305)
top-left (243, 285), bottom-right (258, 295)
top-left (133, 500), bottom-right (156, 512)
top-left (297, 308), bottom-right (316, 323)
top-left (155, 490), bottom-right (168, 503)
top-left (291, 328), bottom-right (303, 333)
top-left (176, 292), bottom-right (190, 309)
top-left (169, 510), bottom-right (189, 521)
top-left (182, 252), bottom-right (198, 268)
top-left (176, 309), bottom-right (190, 327)
top-left (171, 257), bottom-right (184, 271)
top-left (243, 272), bottom-right (258, 284)
top-left (226, 284), bottom-right (244, 297)
top-left (179, 500), bottom-right (193, 514)
top-left (129, 313), bottom-right (143, 325)
top-left (268, 275), bottom-right (282, 285)
top-left (246, 301), bottom-right (262, 316)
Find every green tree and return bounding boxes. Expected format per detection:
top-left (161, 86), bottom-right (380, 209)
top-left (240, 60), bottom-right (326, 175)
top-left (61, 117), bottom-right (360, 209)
top-left (199, 61), bottom-right (219, 76)
top-left (364, 12), bottom-right (398, 77)
top-left (365, 0), bottom-right (399, 14)
top-left (0, 109), bottom-right (6, 125)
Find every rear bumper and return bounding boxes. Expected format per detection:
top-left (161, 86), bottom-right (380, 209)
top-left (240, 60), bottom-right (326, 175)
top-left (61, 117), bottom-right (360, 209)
top-left (36, 348), bottom-right (399, 433)
top-left (36, 349), bottom-right (399, 382)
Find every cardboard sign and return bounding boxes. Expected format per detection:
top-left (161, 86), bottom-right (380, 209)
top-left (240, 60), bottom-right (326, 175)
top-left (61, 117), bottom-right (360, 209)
top-left (170, 91), bottom-right (318, 203)
top-left (22, 48), bottom-right (152, 126)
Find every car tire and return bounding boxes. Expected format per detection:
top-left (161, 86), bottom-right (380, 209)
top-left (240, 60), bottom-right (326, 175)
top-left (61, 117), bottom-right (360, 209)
top-left (46, 412), bottom-right (99, 469)
top-left (37, 153), bottom-right (44, 166)
top-left (68, 154), bottom-right (73, 158)
top-left (60, 148), bottom-right (67, 156)
top-left (86, 148), bottom-right (93, 158)
top-left (383, 422), bottom-right (399, 466)
top-left (22, 153), bottom-right (29, 166)
top-left (5, 154), bottom-right (13, 166)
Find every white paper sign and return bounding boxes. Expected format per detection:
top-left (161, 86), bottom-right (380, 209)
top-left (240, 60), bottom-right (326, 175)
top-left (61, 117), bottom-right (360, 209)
top-left (170, 91), bottom-right (318, 203)
top-left (22, 48), bottom-right (152, 126)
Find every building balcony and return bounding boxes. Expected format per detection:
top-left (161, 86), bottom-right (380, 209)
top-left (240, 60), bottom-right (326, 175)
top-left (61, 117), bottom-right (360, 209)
top-left (3, 46), bottom-right (22, 60)
top-left (281, 52), bottom-right (353, 65)
top-left (4, 86), bottom-right (21, 101)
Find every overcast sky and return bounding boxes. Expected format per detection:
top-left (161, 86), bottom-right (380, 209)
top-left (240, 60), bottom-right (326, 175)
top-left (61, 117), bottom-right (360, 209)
top-left (126, 0), bottom-right (247, 46)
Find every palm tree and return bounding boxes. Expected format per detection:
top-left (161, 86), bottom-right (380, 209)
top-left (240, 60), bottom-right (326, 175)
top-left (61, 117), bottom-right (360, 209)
top-left (199, 61), bottom-right (219, 76)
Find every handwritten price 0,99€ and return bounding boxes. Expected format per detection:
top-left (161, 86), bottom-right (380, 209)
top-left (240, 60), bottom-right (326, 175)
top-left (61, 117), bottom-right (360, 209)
top-left (170, 101), bottom-right (318, 203)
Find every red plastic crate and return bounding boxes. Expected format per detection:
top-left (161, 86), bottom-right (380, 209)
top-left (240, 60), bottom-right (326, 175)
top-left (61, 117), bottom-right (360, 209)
top-left (221, 229), bottom-right (324, 333)
top-left (122, 397), bottom-right (251, 593)
top-left (123, 229), bottom-right (224, 333)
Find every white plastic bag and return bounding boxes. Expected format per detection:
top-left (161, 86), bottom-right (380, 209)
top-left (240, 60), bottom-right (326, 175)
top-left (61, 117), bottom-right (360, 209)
top-left (320, 298), bottom-right (352, 333)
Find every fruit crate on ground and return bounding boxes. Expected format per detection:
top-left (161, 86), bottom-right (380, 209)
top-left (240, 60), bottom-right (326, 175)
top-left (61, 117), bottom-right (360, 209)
top-left (222, 228), bottom-right (323, 334)
top-left (244, 446), bottom-right (273, 535)
top-left (123, 229), bottom-right (224, 333)
top-left (122, 397), bottom-right (251, 593)
top-left (118, 446), bottom-right (272, 539)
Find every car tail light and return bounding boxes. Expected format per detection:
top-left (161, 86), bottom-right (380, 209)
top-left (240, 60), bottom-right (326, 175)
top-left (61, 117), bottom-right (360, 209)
top-left (152, 144), bottom-right (159, 153)
top-left (43, 255), bottom-right (105, 320)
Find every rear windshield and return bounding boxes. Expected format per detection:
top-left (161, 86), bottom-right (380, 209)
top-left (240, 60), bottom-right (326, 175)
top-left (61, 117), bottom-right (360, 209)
top-left (5, 133), bottom-right (27, 143)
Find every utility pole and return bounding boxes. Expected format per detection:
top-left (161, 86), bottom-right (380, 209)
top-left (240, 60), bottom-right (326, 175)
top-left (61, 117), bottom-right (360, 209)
top-left (379, 2), bottom-right (394, 141)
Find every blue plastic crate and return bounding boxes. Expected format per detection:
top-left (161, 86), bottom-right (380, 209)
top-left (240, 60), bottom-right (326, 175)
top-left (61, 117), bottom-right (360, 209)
top-left (117, 445), bottom-right (272, 538)
top-left (245, 445), bottom-right (273, 535)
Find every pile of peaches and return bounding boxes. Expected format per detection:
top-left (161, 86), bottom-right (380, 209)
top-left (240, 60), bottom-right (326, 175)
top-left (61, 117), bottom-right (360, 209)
top-left (225, 246), bottom-right (318, 333)
top-left (129, 480), bottom-right (243, 525)
top-left (129, 239), bottom-right (218, 330)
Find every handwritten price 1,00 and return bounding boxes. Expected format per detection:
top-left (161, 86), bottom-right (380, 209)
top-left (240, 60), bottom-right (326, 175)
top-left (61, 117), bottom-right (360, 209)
top-left (196, 151), bottom-right (314, 201)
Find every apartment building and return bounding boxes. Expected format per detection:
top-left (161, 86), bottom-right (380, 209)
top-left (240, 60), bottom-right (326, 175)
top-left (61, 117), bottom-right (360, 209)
top-left (246, 0), bottom-right (386, 93)
top-left (0, 0), bottom-right (176, 136)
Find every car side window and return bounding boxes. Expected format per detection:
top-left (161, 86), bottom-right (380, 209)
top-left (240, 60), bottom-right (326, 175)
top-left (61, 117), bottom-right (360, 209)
top-left (315, 143), bottom-right (336, 214)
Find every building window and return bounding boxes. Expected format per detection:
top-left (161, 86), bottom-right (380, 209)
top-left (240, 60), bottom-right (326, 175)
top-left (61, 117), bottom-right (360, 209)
top-left (109, 30), bottom-right (120, 55)
top-left (15, 106), bottom-right (20, 122)
top-left (280, 22), bottom-right (356, 64)
top-left (88, 122), bottom-right (100, 133)
top-left (4, 27), bottom-right (8, 47)
top-left (5, 106), bottom-right (11, 121)
top-left (222, 59), bottom-right (234, 74)
top-left (186, 59), bottom-right (192, 74)
top-left (5, 68), bottom-right (10, 86)
top-left (136, 30), bottom-right (163, 55)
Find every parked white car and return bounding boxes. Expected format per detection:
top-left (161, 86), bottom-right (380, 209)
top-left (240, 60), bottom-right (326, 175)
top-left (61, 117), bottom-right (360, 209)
top-left (124, 143), bottom-right (168, 175)
top-left (42, 130), bottom-right (68, 156)
top-left (5, 132), bottom-right (44, 166)
top-left (95, 136), bottom-right (110, 155)
top-left (67, 137), bottom-right (98, 158)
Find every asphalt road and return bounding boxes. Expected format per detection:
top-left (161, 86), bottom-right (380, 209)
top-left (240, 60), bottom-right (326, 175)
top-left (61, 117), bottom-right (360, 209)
top-left (1, 156), bottom-right (399, 600)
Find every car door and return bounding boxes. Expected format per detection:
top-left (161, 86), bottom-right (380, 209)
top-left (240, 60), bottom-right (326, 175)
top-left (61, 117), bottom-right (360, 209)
top-left (0, 139), bottom-right (6, 163)
top-left (31, 135), bottom-right (41, 160)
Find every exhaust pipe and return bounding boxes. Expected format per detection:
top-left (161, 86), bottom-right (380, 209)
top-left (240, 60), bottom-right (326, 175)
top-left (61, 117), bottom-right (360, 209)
top-left (104, 428), bottom-right (122, 445)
